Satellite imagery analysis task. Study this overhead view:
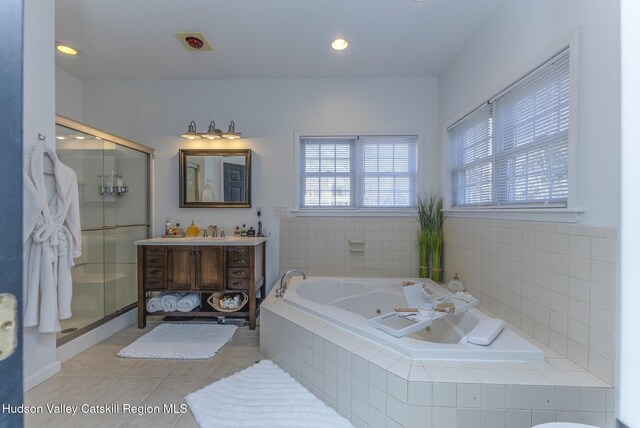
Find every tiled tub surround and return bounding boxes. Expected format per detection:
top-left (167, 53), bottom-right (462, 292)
top-left (279, 217), bottom-right (420, 278)
top-left (443, 218), bottom-right (617, 385)
top-left (260, 293), bottom-right (614, 428)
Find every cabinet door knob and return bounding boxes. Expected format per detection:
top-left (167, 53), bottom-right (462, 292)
top-left (148, 259), bottom-right (159, 263)
top-left (232, 271), bottom-right (243, 275)
top-left (149, 281), bottom-right (162, 286)
top-left (150, 270), bottom-right (162, 274)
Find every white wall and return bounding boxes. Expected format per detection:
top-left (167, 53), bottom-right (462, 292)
top-left (438, 0), bottom-right (620, 228)
top-left (55, 66), bottom-right (83, 121)
top-left (78, 76), bottom-right (439, 290)
top-left (23, 0), bottom-right (60, 389)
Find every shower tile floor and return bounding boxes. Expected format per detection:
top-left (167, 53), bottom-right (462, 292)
top-left (25, 320), bottom-right (261, 428)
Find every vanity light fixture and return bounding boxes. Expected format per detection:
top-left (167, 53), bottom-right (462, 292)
top-left (55, 42), bottom-right (80, 56)
top-left (181, 120), bottom-right (242, 140)
top-left (331, 38), bottom-right (349, 51)
top-left (221, 121), bottom-right (242, 140)
top-left (180, 121), bottom-right (202, 139)
top-left (202, 121), bottom-right (222, 140)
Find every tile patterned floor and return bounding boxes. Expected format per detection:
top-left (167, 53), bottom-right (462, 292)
top-left (25, 321), bottom-right (261, 428)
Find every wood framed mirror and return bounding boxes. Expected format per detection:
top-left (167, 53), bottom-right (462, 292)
top-left (179, 149), bottom-right (251, 208)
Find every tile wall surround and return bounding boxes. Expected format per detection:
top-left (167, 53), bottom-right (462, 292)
top-left (443, 218), bottom-right (617, 386)
top-left (279, 217), bottom-right (420, 278)
top-left (260, 298), bottom-right (614, 428)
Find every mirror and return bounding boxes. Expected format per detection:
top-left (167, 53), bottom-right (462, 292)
top-left (179, 149), bottom-right (251, 208)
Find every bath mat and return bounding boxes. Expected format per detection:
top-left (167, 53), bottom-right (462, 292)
top-left (117, 323), bottom-right (237, 359)
top-left (186, 360), bottom-right (353, 428)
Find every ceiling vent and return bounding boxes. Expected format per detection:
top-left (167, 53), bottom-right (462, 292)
top-left (174, 32), bottom-right (213, 51)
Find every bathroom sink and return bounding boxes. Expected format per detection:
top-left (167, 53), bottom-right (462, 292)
top-left (190, 236), bottom-right (231, 241)
top-left (189, 236), bottom-right (245, 242)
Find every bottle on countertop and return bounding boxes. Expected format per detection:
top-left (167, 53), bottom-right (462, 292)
top-left (241, 224), bottom-right (247, 237)
top-left (175, 223), bottom-right (184, 236)
top-left (186, 220), bottom-right (200, 237)
top-left (165, 218), bottom-right (172, 236)
top-left (247, 226), bottom-right (256, 237)
top-left (234, 226), bottom-right (242, 237)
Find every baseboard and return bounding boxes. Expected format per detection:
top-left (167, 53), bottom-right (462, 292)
top-left (56, 308), bottom-right (137, 363)
top-left (24, 361), bottom-right (61, 391)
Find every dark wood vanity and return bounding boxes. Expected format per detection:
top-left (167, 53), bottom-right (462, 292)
top-left (136, 237), bottom-right (266, 329)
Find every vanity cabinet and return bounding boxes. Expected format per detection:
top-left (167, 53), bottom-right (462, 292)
top-left (136, 238), bottom-right (266, 329)
top-left (165, 246), bottom-right (225, 291)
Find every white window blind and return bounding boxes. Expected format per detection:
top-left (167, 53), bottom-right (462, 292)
top-left (449, 47), bottom-right (571, 208)
top-left (450, 103), bottom-right (494, 206)
top-left (300, 137), bottom-right (355, 208)
top-left (299, 135), bottom-right (418, 209)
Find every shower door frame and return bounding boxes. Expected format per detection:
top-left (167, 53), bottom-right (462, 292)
top-left (55, 115), bottom-right (155, 346)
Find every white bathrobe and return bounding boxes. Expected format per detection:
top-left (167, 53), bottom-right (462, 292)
top-left (23, 145), bottom-right (82, 333)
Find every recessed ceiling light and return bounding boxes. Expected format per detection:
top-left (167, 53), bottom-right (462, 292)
top-left (56, 136), bottom-right (66, 140)
top-left (55, 42), bottom-right (80, 56)
top-left (331, 38), bottom-right (349, 51)
top-left (74, 136), bottom-right (85, 140)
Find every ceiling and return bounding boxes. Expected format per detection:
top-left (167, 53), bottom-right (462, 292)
top-left (55, 0), bottom-right (502, 80)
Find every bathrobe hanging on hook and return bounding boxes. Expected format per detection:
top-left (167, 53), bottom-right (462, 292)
top-left (23, 144), bottom-right (82, 333)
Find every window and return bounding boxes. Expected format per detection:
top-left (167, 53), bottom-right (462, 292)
top-left (450, 47), bottom-right (570, 208)
top-left (299, 135), bottom-right (417, 209)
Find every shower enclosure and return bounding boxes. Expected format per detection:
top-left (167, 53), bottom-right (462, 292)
top-left (54, 116), bottom-right (153, 345)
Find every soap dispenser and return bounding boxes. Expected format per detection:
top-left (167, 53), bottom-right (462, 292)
top-left (447, 273), bottom-right (465, 293)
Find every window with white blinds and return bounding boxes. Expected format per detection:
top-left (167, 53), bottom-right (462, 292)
top-left (299, 135), bottom-right (417, 209)
top-left (449, 47), bottom-right (571, 208)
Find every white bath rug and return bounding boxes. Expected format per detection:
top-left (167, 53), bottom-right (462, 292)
top-left (117, 323), bottom-right (237, 359)
top-left (186, 360), bottom-right (353, 428)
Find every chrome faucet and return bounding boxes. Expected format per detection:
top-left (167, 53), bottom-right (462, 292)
top-left (207, 225), bottom-right (217, 237)
top-left (276, 269), bottom-right (307, 298)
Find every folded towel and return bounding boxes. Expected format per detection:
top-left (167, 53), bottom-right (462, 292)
top-left (177, 293), bottom-right (201, 312)
top-left (160, 293), bottom-right (184, 312)
top-left (146, 296), bottom-right (162, 313)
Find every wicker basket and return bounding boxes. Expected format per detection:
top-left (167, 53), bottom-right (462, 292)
top-left (207, 291), bottom-right (248, 312)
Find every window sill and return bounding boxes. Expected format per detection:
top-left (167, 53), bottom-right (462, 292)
top-left (443, 207), bottom-right (585, 223)
top-left (291, 208), bottom-right (417, 217)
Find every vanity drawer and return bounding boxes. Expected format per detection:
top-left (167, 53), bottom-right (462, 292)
top-left (226, 247), bottom-right (250, 267)
top-left (227, 268), bottom-right (250, 279)
top-left (227, 278), bottom-right (250, 290)
top-left (144, 278), bottom-right (166, 290)
top-left (145, 267), bottom-right (166, 278)
top-left (144, 246), bottom-right (166, 256)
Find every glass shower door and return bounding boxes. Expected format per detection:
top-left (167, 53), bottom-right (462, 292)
top-left (56, 125), bottom-right (107, 334)
top-left (55, 120), bottom-right (151, 343)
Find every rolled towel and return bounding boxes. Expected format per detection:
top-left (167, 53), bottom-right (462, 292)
top-left (176, 293), bottom-right (201, 312)
top-left (160, 293), bottom-right (184, 312)
top-left (146, 296), bottom-right (162, 313)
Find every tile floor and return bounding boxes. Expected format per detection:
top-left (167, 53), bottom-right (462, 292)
top-left (25, 320), bottom-right (261, 428)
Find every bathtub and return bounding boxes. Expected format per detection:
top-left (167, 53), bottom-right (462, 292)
top-left (281, 277), bottom-right (544, 362)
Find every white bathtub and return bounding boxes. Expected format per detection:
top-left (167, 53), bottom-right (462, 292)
top-left (282, 277), bottom-right (544, 362)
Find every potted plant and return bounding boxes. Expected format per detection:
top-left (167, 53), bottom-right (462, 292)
top-left (416, 193), bottom-right (444, 281)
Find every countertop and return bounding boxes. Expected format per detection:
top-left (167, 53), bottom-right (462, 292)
top-left (135, 236), bottom-right (268, 246)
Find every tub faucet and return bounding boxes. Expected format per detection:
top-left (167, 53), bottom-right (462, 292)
top-left (276, 269), bottom-right (307, 298)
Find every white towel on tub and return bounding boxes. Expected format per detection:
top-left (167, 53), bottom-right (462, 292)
top-left (160, 293), bottom-right (184, 312)
top-left (177, 293), bottom-right (201, 312)
top-left (146, 295), bottom-right (162, 313)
